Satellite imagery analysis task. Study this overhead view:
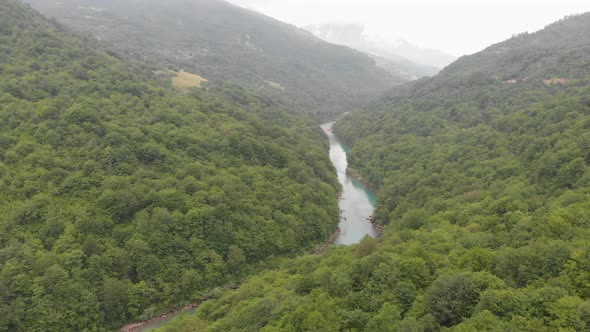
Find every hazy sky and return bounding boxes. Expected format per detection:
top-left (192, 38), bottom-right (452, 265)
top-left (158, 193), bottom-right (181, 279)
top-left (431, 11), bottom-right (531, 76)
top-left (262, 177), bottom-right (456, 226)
top-left (226, 0), bottom-right (590, 56)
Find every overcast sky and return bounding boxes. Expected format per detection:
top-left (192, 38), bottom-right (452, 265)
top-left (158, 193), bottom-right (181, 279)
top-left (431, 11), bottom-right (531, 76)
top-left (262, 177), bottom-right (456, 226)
top-left (226, 0), bottom-right (590, 56)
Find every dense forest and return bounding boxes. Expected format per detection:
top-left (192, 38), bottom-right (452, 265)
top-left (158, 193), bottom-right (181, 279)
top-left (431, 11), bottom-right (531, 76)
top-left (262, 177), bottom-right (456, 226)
top-left (156, 14), bottom-right (590, 331)
top-left (25, 0), bottom-right (400, 120)
top-left (0, 1), bottom-right (341, 330)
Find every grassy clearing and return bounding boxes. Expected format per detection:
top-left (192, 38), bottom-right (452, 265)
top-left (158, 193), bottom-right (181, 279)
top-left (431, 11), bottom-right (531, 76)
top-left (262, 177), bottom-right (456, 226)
top-left (265, 80), bottom-right (285, 90)
top-left (171, 70), bottom-right (208, 89)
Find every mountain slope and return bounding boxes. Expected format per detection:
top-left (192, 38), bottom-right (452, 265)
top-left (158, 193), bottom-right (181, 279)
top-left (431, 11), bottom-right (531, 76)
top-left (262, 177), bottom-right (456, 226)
top-left (156, 14), bottom-right (590, 331)
top-left (0, 1), bottom-right (341, 330)
top-left (336, 13), bottom-right (590, 221)
top-left (409, 13), bottom-right (590, 95)
top-left (25, 0), bottom-right (400, 120)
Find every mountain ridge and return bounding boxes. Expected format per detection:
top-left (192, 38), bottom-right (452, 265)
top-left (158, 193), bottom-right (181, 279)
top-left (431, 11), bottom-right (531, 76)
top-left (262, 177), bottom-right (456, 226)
top-left (26, 0), bottom-right (403, 120)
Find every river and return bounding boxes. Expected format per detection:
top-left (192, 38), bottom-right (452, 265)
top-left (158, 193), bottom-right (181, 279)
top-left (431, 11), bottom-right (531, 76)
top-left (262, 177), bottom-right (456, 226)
top-left (321, 122), bottom-right (378, 244)
top-left (123, 122), bottom-right (376, 331)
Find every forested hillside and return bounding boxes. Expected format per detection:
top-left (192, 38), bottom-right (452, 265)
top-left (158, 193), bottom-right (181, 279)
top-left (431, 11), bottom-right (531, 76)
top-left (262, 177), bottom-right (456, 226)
top-left (25, 0), bottom-right (400, 120)
top-left (156, 14), bottom-right (590, 331)
top-left (395, 13), bottom-right (590, 97)
top-left (0, 1), bottom-right (340, 330)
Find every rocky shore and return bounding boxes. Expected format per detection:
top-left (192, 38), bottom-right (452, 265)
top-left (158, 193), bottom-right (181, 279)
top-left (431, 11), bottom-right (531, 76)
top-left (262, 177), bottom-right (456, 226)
top-left (313, 228), bottom-right (341, 255)
top-left (345, 168), bottom-right (379, 193)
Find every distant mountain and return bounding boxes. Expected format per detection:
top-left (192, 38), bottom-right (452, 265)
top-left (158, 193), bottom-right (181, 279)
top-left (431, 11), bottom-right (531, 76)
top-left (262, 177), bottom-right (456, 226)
top-left (305, 22), bottom-right (457, 77)
top-left (371, 53), bottom-right (440, 80)
top-left (25, 0), bottom-right (402, 120)
top-left (381, 39), bottom-right (457, 69)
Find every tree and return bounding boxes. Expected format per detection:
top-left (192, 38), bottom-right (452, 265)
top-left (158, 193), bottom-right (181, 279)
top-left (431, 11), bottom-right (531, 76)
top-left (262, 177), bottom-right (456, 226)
top-left (425, 273), bottom-right (479, 327)
top-left (101, 277), bottom-right (130, 327)
top-left (365, 303), bottom-right (401, 332)
top-left (356, 235), bottom-right (378, 257)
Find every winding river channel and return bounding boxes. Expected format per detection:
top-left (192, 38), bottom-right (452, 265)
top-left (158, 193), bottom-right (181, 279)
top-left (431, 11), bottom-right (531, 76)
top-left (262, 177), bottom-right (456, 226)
top-left (321, 122), bottom-right (378, 244)
top-left (123, 122), bottom-right (377, 331)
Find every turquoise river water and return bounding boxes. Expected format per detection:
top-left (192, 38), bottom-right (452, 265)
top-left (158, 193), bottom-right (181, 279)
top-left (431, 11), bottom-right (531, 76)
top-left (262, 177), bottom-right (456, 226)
top-left (321, 122), bottom-right (378, 245)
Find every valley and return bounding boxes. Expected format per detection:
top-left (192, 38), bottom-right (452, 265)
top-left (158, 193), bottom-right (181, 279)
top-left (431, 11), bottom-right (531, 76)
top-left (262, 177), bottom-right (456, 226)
top-left (151, 12), bottom-right (590, 332)
top-left (2, 1), bottom-right (590, 331)
top-left (123, 121), bottom-right (379, 331)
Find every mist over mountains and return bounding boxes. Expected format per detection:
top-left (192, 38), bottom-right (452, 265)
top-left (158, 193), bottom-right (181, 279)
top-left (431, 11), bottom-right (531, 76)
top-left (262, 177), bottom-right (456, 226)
top-left (305, 22), bottom-right (457, 78)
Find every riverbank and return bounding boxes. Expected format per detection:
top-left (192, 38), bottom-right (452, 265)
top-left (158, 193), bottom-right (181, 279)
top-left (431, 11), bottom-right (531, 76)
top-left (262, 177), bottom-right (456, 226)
top-left (313, 228), bottom-right (341, 255)
top-left (368, 214), bottom-right (384, 237)
top-left (345, 168), bottom-right (379, 193)
top-left (345, 168), bottom-right (384, 237)
top-left (119, 282), bottom-right (241, 332)
top-left (120, 302), bottom-right (202, 332)
top-left (120, 223), bottom-right (345, 331)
